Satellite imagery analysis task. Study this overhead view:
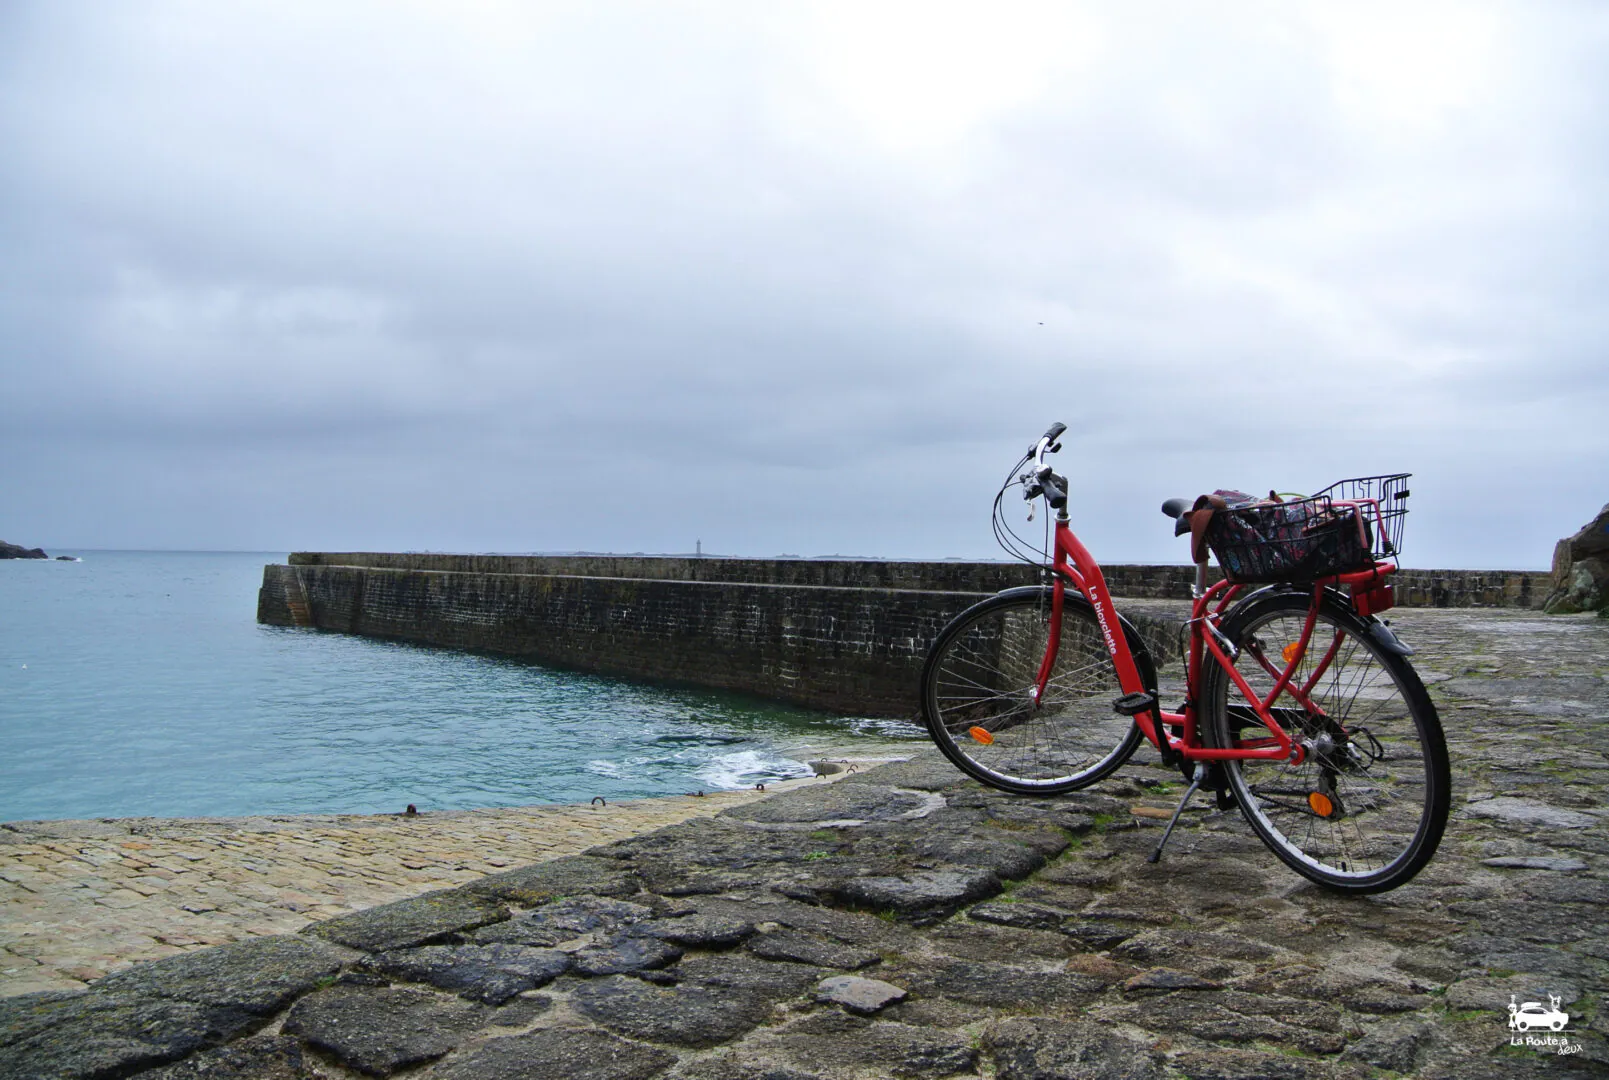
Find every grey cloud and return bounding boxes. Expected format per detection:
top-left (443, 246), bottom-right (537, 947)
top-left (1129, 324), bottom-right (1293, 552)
top-left (2, 2), bottom-right (1604, 565)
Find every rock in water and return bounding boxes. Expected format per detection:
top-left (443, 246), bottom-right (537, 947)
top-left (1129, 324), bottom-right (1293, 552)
top-left (0, 540), bottom-right (48, 559)
top-left (1543, 503), bottom-right (1609, 613)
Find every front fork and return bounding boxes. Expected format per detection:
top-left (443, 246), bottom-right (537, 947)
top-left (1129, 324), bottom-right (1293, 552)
top-left (1029, 571), bottom-right (1066, 703)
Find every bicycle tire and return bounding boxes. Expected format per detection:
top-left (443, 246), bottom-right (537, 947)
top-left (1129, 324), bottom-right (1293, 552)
top-left (1201, 589), bottom-right (1450, 894)
top-left (920, 587), bottom-right (1152, 794)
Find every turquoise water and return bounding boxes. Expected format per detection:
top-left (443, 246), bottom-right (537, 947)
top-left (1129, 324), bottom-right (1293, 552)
top-left (0, 552), bottom-right (922, 821)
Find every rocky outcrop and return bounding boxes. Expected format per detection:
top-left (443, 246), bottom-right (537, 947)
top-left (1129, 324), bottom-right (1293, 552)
top-left (0, 541), bottom-right (47, 559)
top-left (1544, 503), bottom-right (1609, 613)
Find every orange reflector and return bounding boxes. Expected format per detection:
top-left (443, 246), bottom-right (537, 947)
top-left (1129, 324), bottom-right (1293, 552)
top-left (1308, 791), bottom-right (1334, 817)
top-left (1282, 642), bottom-right (1302, 664)
top-left (968, 726), bottom-right (995, 745)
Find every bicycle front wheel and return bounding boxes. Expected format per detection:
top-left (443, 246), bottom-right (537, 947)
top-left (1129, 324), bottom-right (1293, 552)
top-left (920, 587), bottom-right (1150, 794)
top-left (1202, 590), bottom-right (1450, 894)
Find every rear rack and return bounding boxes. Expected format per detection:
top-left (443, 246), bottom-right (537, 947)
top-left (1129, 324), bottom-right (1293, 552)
top-left (1309, 474), bottom-right (1410, 559)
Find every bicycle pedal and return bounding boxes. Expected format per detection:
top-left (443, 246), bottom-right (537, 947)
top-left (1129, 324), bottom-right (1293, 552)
top-left (1112, 692), bottom-right (1158, 717)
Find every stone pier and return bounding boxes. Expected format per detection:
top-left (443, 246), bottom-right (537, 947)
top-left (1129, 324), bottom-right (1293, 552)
top-left (3, 605), bottom-right (1605, 1079)
top-left (258, 553), bottom-right (1550, 717)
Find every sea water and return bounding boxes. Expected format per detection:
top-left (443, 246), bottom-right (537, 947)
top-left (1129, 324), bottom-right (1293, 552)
top-left (0, 552), bottom-right (923, 821)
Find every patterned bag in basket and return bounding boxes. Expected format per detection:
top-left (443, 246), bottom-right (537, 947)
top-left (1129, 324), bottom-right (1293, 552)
top-left (1203, 491), bottom-right (1373, 584)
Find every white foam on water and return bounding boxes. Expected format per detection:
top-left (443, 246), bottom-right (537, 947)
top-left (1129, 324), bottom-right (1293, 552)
top-left (768, 715), bottom-right (926, 768)
top-left (693, 749), bottom-right (812, 790)
top-left (838, 716), bottom-right (926, 741)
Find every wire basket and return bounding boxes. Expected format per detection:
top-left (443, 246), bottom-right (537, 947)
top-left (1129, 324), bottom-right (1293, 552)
top-left (1205, 475), bottom-right (1409, 585)
top-left (1309, 473), bottom-right (1410, 560)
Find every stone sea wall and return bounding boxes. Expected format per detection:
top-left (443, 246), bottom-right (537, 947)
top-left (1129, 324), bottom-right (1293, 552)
top-left (260, 559), bottom-right (1182, 717)
top-left (259, 554), bottom-right (1547, 716)
top-left (286, 552), bottom-right (1549, 609)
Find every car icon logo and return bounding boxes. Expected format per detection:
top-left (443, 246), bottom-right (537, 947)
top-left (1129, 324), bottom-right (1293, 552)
top-left (1508, 993), bottom-right (1569, 1033)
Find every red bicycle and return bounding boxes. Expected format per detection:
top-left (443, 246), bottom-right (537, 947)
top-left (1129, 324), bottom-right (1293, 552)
top-left (920, 422), bottom-right (1450, 893)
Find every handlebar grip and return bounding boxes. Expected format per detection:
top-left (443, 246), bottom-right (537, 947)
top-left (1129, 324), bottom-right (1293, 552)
top-left (1044, 421), bottom-right (1067, 444)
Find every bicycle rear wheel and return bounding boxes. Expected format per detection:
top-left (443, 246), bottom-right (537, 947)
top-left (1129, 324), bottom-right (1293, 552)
top-left (920, 587), bottom-right (1150, 794)
top-left (1201, 590), bottom-right (1450, 894)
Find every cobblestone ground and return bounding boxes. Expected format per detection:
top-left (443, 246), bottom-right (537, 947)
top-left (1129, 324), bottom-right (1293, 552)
top-left (2, 606), bottom-right (1605, 1079)
top-left (1, 789), bottom-right (811, 996)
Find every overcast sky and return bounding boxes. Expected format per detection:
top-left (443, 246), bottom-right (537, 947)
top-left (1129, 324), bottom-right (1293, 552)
top-left (2, 2), bottom-right (1604, 568)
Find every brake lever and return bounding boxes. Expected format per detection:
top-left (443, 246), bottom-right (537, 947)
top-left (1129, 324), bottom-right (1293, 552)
top-left (1019, 473), bottom-right (1044, 520)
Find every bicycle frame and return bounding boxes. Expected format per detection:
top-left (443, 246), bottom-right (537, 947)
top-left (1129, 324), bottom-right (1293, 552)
top-left (1037, 514), bottom-right (1398, 768)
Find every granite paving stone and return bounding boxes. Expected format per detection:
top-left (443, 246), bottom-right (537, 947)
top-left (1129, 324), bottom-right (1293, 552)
top-left (633, 913), bottom-right (755, 948)
top-left (671, 950), bottom-right (819, 984)
top-left (568, 974), bottom-right (788, 1048)
top-left (983, 1016), bottom-right (1167, 1080)
top-left (1482, 855), bottom-right (1589, 871)
top-left (927, 921), bottom-right (1086, 967)
top-left (91, 934), bottom-right (355, 1015)
top-left (1095, 994), bottom-right (1349, 1055)
top-left (0, 989), bottom-right (257, 1080)
top-left (744, 1011), bottom-right (973, 1077)
top-left (428, 1027), bottom-right (675, 1080)
top-left (965, 899), bottom-right (1075, 932)
top-left (1110, 928), bottom-right (1283, 966)
top-left (569, 933), bottom-right (684, 977)
top-left (132, 1034), bottom-right (324, 1080)
top-left (818, 868), bottom-right (1003, 924)
top-left (1166, 1044), bottom-right (1371, 1080)
top-left (1338, 1016), bottom-right (1433, 1073)
top-left (1462, 797), bottom-right (1600, 829)
top-left (900, 955), bottom-right (1108, 1011)
top-left (680, 895), bottom-right (923, 953)
top-left (663, 1055), bottom-right (822, 1080)
top-left (465, 855), bottom-right (645, 906)
top-left (359, 943), bottom-right (571, 1004)
top-left (743, 927), bottom-right (881, 970)
top-left (473, 895), bottom-right (654, 948)
top-left (302, 890), bottom-right (510, 953)
top-left (279, 985), bottom-right (493, 1076)
top-left (813, 974), bottom-right (908, 1015)
top-left (1122, 967), bottom-right (1224, 994)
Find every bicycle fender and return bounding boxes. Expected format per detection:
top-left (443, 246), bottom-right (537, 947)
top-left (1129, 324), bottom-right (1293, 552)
top-left (991, 585), bottom-right (1057, 602)
top-left (1233, 585), bottom-right (1415, 657)
top-left (1369, 620), bottom-right (1415, 656)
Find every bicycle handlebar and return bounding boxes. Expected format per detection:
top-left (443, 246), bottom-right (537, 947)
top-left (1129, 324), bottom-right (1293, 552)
top-left (1030, 421), bottom-right (1066, 466)
top-left (1024, 421), bottom-right (1069, 511)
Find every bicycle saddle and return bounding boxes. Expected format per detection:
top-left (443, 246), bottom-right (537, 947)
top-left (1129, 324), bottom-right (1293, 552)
top-left (1161, 497), bottom-right (1192, 536)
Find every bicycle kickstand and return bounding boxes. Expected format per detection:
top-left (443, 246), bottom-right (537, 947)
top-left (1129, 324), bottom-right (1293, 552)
top-left (1147, 762), bottom-right (1209, 864)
